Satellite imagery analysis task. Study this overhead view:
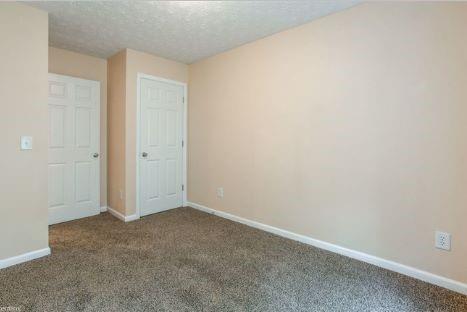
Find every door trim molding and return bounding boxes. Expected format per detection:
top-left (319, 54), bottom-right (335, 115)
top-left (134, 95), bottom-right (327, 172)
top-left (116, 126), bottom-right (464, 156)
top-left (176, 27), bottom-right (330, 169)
top-left (0, 247), bottom-right (51, 270)
top-left (136, 73), bottom-right (188, 219)
top-left (187, 201), bottom-right (467, 296)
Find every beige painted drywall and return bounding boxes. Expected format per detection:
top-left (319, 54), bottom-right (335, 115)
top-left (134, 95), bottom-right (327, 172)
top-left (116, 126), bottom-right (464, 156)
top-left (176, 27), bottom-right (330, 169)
top-left (48, 47), bottom-right (108, 208)
top-left (188, 2), bottom-right (467, 284)
top-left (107, 50), bottom-right (127, 215)
top-left (107, 48), bottom-right (188, 215)
top-left (0, 3), bottom-right (49, 259)
top-left (119, 49), bottom-right (188, 215)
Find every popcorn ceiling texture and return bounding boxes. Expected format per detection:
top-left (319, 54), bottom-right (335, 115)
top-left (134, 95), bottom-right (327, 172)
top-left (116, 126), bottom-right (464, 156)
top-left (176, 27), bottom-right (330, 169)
top-left (27, 0), bottom-right (360, 64)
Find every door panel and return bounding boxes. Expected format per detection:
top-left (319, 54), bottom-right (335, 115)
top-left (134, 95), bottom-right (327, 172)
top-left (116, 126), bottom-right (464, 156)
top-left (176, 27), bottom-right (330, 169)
top-left (49, 81), bottom-right (67, 98)
top-left (75, 85), bottom-right (92, 101)
top-left (147, 109), bottom-right (160, 147)
top-left (166, 110), bottom-right (177, 147)
top-left (75, 107), bottom-right (91, 147)
top-left (48, 74), bottom-right (100, 225)
top-left (140, 77), bottom-right (184, 216)
top-left (48, 163), bottom-right (65, 207)
top-left (75, 161), bottom-right (92, 203)
top-left (166, 159), bottom-right (177, 196)
top-left (49, 105), bottom-right (66, 147)
top-left (147, 160), bottom-right (160, 199)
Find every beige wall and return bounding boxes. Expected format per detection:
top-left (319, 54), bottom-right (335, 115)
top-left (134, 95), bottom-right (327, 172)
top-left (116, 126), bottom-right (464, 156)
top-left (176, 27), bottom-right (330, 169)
top-left (107, 48), bottom-right (188, 215)
top-left (48, 47), bottom-right (108, 207)
top-left (118, 49), bottom-right (188, 215)
top-left (188, 2), bottom-right (467, 284)
top-left (0, 3), bottom-right (49, 259)
top-left (107, 50), bottom-right (127, 214)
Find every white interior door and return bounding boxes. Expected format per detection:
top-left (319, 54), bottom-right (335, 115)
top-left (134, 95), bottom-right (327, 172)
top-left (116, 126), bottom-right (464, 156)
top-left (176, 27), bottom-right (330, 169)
top-left (48, 74), bottom-right (100, 225)
top-left (139, 77), bottom-right (184, 216)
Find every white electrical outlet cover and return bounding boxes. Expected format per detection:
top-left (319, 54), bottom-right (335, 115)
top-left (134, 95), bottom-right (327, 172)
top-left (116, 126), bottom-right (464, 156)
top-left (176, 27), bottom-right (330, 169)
top-left (20, 136), bottom-right (33, 150)
top-left (435, 231), bottom-right (451, 251)
top-left (217, 187), bottom-right (224, 198)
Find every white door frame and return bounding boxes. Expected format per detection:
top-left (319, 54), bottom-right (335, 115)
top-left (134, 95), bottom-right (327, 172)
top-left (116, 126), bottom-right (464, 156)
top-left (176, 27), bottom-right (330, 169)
top-left (136, 73), bottom-right (187, 218)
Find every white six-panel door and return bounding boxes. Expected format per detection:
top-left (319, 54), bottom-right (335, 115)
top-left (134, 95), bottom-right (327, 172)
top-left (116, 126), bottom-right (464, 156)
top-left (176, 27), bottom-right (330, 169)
top-left (48, 74), bottom-right (100, 225)
top-left (139, 77), bottom-right (184, 216)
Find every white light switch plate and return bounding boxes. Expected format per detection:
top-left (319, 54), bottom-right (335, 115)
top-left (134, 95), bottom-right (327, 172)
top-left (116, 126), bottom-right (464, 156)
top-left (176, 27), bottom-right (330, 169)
top-left (20, 136), bottom-right (33, 150)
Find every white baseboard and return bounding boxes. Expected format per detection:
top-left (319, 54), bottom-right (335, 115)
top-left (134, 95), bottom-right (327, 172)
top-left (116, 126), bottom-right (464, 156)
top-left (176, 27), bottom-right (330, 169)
top-left (187, 201), bottom-right (467, 296)
top-left (0, 247), bottom-right (51, 270)
top-left (107, 206), bottom-right (139, 222)
top-left (125, 214), bottom-right (140, 222)
top-left (100, 206), bottom-right (108, 212)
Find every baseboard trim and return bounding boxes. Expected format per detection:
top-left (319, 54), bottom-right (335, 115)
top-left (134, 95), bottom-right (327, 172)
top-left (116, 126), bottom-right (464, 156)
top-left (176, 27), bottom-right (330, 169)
top-left (0, 247), bottom-right (51, 270)
top-left (100, 206), bottom-right (108, 212)
top-left (107, 206), bottom-right (139, 222)
top-left (125, 214), bottom-right (140, 222)
top-left (187, 201), bottom-right (467, 295)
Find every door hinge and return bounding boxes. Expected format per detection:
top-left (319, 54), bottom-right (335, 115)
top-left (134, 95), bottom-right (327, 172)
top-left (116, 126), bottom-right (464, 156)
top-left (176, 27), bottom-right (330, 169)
top-left (182, 96), bottom-right (185, 103)
top-left (182, 184), bottom-right (184, 191)
top-left (182, 140), bottom-right (184, 147)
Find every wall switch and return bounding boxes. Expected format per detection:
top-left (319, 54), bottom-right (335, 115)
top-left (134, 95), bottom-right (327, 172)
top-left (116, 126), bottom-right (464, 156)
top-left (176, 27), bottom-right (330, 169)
top-left (435, 231), bottom-right (451, 251)
top-left (217, 187), bottom-right (224, 198)
top-left (20, 136), bottom-right (33, 150)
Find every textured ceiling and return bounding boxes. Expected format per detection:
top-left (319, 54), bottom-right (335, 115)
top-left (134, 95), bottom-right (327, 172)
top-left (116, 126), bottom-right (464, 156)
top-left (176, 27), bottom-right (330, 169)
top-left (27, 1), bottom-right (360, 64)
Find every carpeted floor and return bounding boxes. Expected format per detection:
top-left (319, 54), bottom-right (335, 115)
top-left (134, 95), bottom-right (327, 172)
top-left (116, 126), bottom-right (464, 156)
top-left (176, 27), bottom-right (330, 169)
top-left (0, 207), bottom-right (466, 311)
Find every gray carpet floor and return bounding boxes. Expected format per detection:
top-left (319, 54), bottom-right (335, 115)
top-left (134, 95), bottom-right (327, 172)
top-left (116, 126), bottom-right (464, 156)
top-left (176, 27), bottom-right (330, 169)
top-left (0, 207), bottom-right (466, 311)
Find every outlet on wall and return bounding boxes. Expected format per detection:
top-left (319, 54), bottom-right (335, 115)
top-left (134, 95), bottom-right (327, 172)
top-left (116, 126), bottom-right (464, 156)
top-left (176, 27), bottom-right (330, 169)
top-left (216, 187), bottom-right (224, 198)
top-left (435, 231), bottom-right (451, 251)
top-left (119, 189), bottom-right (124, 201)
top-left (20, 136), bottom-right (33, 150)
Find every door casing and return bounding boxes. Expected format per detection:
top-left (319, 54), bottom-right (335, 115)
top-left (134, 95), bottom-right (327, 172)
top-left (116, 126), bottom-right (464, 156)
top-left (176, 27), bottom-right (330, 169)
top-left (136, 73), bottom-right (187, 218)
